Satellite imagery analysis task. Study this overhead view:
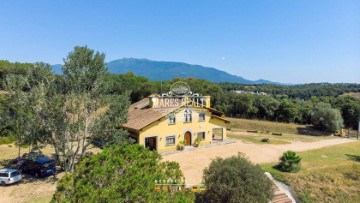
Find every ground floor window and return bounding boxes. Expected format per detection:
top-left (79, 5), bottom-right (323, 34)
top-left (165, 135), bottom-right (176, 146)
top-left (197, 132), bottom-right (206, 140)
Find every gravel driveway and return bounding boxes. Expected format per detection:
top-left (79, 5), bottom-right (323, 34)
top-left (162, 138), bottom-right (356, 184)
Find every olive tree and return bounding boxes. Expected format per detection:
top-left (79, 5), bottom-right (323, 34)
top-left (311, 102), bottom-right (344, 132)
top-left (198, 154), bottom-right (273, 203)
top-left (52, 144), bottom-right (195, 202)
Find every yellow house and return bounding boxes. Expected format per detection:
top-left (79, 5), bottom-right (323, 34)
top-left (122, 94), bottom-right (229, 153)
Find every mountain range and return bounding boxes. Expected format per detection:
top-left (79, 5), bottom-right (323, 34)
top-left (52, 58), bottom-right (279, 84)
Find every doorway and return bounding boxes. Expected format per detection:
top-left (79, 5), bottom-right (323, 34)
top-left (212, 128), bottom-right (223, 141)
top-left (184, 131), bottom-right (192, 146)
top-left (145, 136), bottom-right (157, 151)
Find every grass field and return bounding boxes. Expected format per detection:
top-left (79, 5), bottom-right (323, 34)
top-left (261, 141), bottom-right (360, 203)
top-left (227, 118), bottom-right (336, 144)
top-left (227, 118), bottom-right (330, 136)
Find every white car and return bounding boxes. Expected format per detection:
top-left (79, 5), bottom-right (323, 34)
top-left (0, 168), bottom-right (22, 186)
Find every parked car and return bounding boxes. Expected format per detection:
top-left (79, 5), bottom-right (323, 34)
top-left (0, 168), bottom-right (22, 186)
top-left (19, 157), bottom-right (56, 178)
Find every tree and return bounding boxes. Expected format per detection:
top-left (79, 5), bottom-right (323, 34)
top-left (254, 96), bottom-right (280, 120)
top-left (91, 94), bottom-right (133, 148)
top-left (2, 47), bottom-right (131, 171)
top-left (275, 99), bottom-right (298, 123)
top-left (335, 96), bottom-right (360, 130)
top-left (198, 154), bottom-right (273, 203)
top-left (52, 145), bottom-right (195, 202)
top-left (311, 102), bottom-right (344, 132)
top-left (278, 151), bottom-right (302, 172)
top-left (54, 46), bottom-right (131, 171)
top-left (2, 74), bottom-right (34, 157)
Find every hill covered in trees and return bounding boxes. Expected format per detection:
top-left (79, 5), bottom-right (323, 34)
top-left (52, 58), bottom-right (279, 84)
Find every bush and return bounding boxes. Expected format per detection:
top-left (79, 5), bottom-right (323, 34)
top-left (177, 140), bottom-right (185, 150)
top-left (52, 144), bottom-right (194, 202)
top-left (198, 154), bottom-right (273, 203)
top-left (193, 137), bottom-right (201, 147)
top-left (261, 138), bottom-right (270, 143)
top-left (0, 136), bottom-right (15, 145)
top-left (272, 132), bottom-right (282, 136)
top-left (311, 103), bottom-right (344, 132)
top-left (278, 151), bottom-right (302, 172)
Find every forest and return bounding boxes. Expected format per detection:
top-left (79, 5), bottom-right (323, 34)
top-left (1, 58), bottom-right (360, 139)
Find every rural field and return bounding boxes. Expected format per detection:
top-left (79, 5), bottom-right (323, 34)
top-left (1, 118), bottom-right (359, 203)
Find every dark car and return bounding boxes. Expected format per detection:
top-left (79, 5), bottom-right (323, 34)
top-left (19, 157), bottom-right (56, 178)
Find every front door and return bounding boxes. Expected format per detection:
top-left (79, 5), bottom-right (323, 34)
top-left (145, 137), bottom-right (157, 150)
top-left (184, 131), bottom-right (191, 146)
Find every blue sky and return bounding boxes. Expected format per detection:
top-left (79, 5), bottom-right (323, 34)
top-left (0, 0), bottom-right (359, 83)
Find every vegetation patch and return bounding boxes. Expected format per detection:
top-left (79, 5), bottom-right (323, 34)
top-left (228, 118), bottom-right (329, 136)
top-left (261, 142), bottom-right (360, 203)
top-left (197, 154), bottom-right (273, 203)
top-left (0, 136), bottom-right (15, 145)
top-left (228, 133), bottom-right (291, 145)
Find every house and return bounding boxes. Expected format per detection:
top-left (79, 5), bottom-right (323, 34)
top-left (122, 94), bottom-right (229, 152)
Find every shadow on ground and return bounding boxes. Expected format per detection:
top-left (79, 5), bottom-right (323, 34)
top-left (296, 126), bottom-right (329, 136)
top-left (1, 158), bottom-right (59, 184)
top-left (346, 154), bottom-right (360, 162)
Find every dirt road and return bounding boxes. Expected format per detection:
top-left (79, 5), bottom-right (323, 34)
top-left (0, 174), bottom-right (62, 203)
top-left (162, 138), bottom-right (356, 184)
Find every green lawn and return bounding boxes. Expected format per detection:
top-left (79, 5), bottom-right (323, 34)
top-left (261, 141), bottom-right (360, 203)
top-left (228, 133), bottom-right (292, 145)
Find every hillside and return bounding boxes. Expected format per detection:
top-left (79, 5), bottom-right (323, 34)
top-left (52, 58), bottom-right (279, 84)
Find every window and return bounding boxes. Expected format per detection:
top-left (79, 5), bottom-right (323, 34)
top-left (184, 109), bottom-right (192, 122)
top-left (10, 171), bottom-right (20, 177)
top-left (198, 112), bottom-right (205, 121)
top-left (168, 113), bottom-right (176, 124)
top-left (197, 132), bottom-right (206, 140)
top-left (0, 173), bottom-right (8, 177)
top-left (165, 136), bottom-right (176, 146)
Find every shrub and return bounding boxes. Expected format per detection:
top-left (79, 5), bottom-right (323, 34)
top-left (0, 136), bottom-right (15, 145)
top-left (193, 137), bottom-right (201, 147)
top-left (261, 138), bottom-right (270, 143)
top-left (52, 144), bottom-right (194, 202)
top-left (272, 132), bottom-right (282, 136)
top-left (198, 154), bottom-right (273, 203)
top-left (278, 151), bottom-right (302, 172)
top-left (311, 103), bottom-right (344, 132)
top-left (177, 140), bottom-right (185, 150)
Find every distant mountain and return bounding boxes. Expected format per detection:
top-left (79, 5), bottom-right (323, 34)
top-left (52, 58), bottom-right (279, 84)
top-left (51, 64), bottom-right (62, 75)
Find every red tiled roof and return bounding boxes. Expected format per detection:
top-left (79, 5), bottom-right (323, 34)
top-left (122, 98), bottom-right (180, 131)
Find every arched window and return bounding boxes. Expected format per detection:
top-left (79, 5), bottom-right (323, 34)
top-left (184, 109), bottom-right (192, 122)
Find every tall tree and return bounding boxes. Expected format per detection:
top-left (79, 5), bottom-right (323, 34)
top-left (60, 46), bottom-right (130, 171)
top-left (2, 74), bottom-right (33, 157)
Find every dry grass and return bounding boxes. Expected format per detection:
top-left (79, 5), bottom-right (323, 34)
top-left (227, 118), bottom-right (335, 144)
top-left (0, 143), bottom-right (102, 203)
top-left (227, 118), bottom-right (329, 136)
top-left (342, 92), bottom-right (360, 100)
top-left (262, 141), bottom-right (360, 203)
